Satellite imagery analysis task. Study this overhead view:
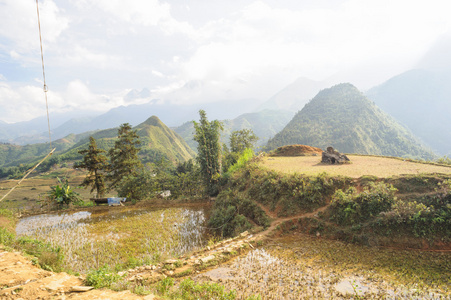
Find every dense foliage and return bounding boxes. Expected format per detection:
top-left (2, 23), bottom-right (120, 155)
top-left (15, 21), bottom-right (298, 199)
top-left (208, 188), bottom-right (270, 237)
top-left (229, 129), bottom-right (258, 153)
top-left (193, 110), bottom-right (223, 196)
top-left (73, 136), bottom-right (108, 198)
top-left (48, 177), bottom-right (82, 206)
top-left (244, 167), bottom-right (351, 216)
top-left (329, 182), bottom-right (397, 225)
top-left (107, 123), bottom-right (143, 190)
top-left (373, 179), bottom-right (451, 238)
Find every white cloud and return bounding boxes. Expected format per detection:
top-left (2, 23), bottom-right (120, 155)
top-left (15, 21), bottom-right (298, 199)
top-left (0, 0), bottom-right (69, 54)
top-left (0, 82), bottom-right (48, 122)
top-left (3, 0), bottom-right (451, 123)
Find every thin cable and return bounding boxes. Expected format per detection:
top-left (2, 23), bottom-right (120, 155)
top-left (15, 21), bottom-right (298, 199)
top-left (36, 0), bottom-right (52, 148)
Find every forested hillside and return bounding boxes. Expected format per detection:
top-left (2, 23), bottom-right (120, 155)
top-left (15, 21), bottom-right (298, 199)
top-left (367, 69), bottom-right (451, 156)
top-left (174, 109), bottom-right (294, 151)
top-left (0, 116), bottom-right (194, 178)
top-left (266, 83), bottom-right (435, 160)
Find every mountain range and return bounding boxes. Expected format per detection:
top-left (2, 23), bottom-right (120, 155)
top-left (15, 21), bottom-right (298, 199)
top-left (2, 35), bottom-right (451, 160)
top-left (0, 116), bottom-right (194, 172)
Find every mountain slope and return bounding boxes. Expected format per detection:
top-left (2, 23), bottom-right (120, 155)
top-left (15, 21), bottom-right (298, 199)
top-left (134, 116), bottom-right (195, 162)
top-left (366, 69), bottom-right (451, 156)
top-left (0, 116), bottom-right (194, 172)
top-left (174, 109), bottom-right (294, 151)
top-left (266, 83), bottom-right (435, 160)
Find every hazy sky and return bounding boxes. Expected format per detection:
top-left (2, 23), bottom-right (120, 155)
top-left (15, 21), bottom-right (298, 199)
top-left (1, 0), bottom-right (451, 123)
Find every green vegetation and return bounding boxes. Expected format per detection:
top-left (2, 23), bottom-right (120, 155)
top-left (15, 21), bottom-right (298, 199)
top-left (208, 188), bottom-right (270, 237)
top-left (0, 116), bottom-right (194, 180)
top-left (85, 265), bottom-right (124, 288)
top-left (437, 155), bottom-right (451, 165)
top-left (47, 177), bottom-right (82, 206)
top-left (266, 83), bottom-right (436, 160)
top-left (208, 162), bottom-right (351, 237)
top-left (193, 110), bottom-right (223, 196)
top-left (329, 182), bottom-right (397, 225)
top-left (243, 166), bottom-right (351, 216)
top-left (371, 179), bottom-right (451, 239)
top-left (0, 210), bottom-right (64, 272)
top-left (174, 109), bottom-right (294, 151)
top-left (73, 136), bottom-right (108, 198)
top-left (107, 123), bottom-right (143, 190)
top-left (229, 129), bottom-right (258, 153)
top-left (151, 277), bottom-right (262, 300)
top-left (225, 148), bottom-right (254, 176)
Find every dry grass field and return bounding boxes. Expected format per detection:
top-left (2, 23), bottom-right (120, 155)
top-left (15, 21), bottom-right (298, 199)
top-left (261, 155), bottom-right (451, 178)
top-left (0, 168), bottom-right (91, 210)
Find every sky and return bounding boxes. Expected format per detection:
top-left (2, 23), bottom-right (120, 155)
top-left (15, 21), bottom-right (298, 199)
top-left (1, 0), bottom-right (451, 123)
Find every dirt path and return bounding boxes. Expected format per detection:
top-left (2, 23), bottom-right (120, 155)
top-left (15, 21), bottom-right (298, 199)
top-left (253, 202), bottom-right (329, 241)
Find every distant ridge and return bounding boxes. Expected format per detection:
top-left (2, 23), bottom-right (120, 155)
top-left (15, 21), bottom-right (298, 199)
top-left (367, 69), bottom-right (451, 156)
top-left (266, 83), bottom-right (436, 160)
top-left (0, 116), bottom-right (194, 171)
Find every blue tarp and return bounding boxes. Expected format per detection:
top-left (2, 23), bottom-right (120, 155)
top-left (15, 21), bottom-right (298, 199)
top-left (107, 197), bottom-right (126, 206)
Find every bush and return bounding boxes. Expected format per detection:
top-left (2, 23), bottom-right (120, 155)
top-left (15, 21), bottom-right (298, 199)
top-left (208, 189), bottom-right (270, 237)
top-left (116, 170), bottom-right (156, 202)
top-left (85, 265), bottom-right (123, 288)
top-left (246, 167), bottom-right (351, 216)
top-left (226, 148), bottom-right (254, 175)
top-left (375, 180), bottom-right (451, 238)
top-left (329, 182), bottom-right (397, 225)
top-left (173, 278), bottom-right (236, 300)
top-left (48, 177), bottom-right (81, 206)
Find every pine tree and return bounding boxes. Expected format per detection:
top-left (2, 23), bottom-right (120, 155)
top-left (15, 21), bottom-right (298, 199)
top-left (193, 110), bottom-right (223, 196)
top-left (107, 123), bottom-right (143, 190)
top-left (74, 136), bottom-right (108, 198)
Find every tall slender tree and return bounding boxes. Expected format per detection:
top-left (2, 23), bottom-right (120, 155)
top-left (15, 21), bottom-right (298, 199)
top-left (193, 110), bottom-right (223, 196)
top-left (107, 123), bottom-right (143, 190)
top-left (74, 136), bottom-right (108, 198)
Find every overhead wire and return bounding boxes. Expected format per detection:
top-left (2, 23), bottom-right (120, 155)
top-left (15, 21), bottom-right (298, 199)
top-left (0, 0), bottom-right (56, 203)
top-left (35, 0), bottom-right (52, 148)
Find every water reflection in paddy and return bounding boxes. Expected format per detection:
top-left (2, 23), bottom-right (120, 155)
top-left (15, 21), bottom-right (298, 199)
top-left (16, 205), bottom-right (211, 273)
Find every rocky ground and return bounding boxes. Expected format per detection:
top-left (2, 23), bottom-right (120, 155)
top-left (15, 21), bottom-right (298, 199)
top-left (0, 247), bottom-right (157, 299)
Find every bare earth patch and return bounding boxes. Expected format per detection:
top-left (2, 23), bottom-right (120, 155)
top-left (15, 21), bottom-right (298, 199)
top-left (261, 155), bottom-right (451, 178)
top-left (0, 246), bottom-right (155, 300)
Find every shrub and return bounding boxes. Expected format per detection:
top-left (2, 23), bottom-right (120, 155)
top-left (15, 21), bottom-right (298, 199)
top-left (174, 278), bottom-right (236, 300)
top-left (48, 177), bottom-right (81, 206)
top-left (85, 265), bottom-right (123, 288)
top-left (226, 148), bottom-right (254, 175)
top-left (376, 180), bottom-right (451, 238)
top-left (329, 182), bottom-right (397, 225)
top-left (208, 189), bottom-right (270, 237)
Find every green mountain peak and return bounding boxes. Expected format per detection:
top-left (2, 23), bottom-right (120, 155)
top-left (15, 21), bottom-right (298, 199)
top-left (266, 83), bottom-right (435, 160)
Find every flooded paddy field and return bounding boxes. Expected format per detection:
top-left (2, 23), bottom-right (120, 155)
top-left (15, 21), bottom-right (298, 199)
top-left (196, 234), bottom-right (451, 299)
top-left (16, 204), bottom-right (212, 274)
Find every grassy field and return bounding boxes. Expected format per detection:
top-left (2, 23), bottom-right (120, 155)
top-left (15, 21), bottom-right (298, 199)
top-left (261, 155), bottom-right (451, 178)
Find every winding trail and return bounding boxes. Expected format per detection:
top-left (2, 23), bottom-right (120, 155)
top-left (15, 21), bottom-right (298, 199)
top-left (252, 202), bottom-right (330, 241)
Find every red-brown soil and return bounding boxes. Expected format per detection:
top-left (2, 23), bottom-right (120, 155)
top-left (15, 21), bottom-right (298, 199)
top-left (270, 144), bottom-right (323, 156)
